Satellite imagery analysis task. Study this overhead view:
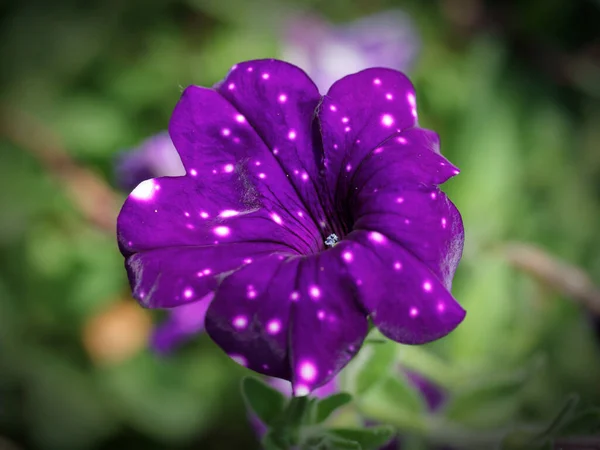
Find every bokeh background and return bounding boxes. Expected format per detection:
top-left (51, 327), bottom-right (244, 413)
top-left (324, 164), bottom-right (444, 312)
top-left (1, 0), bottom-right (600, 449)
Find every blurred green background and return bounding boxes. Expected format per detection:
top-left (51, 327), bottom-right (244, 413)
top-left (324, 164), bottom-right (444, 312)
top-left (1, 0), bottom-right (600, 449)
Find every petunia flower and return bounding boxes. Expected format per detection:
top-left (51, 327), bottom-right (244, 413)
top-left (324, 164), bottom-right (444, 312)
top-left (114, 131), bottom-right (185, 192)
top-left (117, 59), bottom-right (465, 395)
top-left (281, 10), bottom-right (420, 93)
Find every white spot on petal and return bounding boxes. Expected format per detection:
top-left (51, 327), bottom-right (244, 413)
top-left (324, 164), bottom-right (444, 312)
top-left (266, 319), bottom-right (281, 335)
top-left (368, 231), bottom-right (386, 244)
top-left (271, 212), bottom-right (283, 225)
top-left (213, 226), bottom-right (230, 237)
top-left (295, 384), bottom-right (310, 396)
top-left (298, 361), bottom-right (317, 382)
top-left (219, 209), bottom-right (239, 218)
top-left (131, 179), bottom-right (158, 201)
top-left (381, 114), bottom-right (394, 127)
top-left (230, 354), bottom-right (247, 367)
top-left (233, 315), bottom-right (248, 329)
top-left (309, 286), bottom-right (321, 299)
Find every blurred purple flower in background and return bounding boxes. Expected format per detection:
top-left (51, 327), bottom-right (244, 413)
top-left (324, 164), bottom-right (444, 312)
top-left (281, 10), bottom-right (420, 93)
top-left (404, 368), bottom-right (446, 412)
top-left (115, 132), bottom-right (185, 192)
top-left (150, 293), bottom-right (213, 354)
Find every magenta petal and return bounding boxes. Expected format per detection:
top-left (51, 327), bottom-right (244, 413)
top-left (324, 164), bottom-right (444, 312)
top-left (347, 128), bottom-right (464, 288)
top-left (318, 68), bottom-right (418, 203)
top-left (352, 187), bottom-right (464, 290)
top-left (205, 249), bottom-right (368, 391)
top-left (117, 175), bottom-right (320, 257)
top-left (216, 60), bottom-right (336, 235)
top-left (350, 128), bottom-right (460, 188)
top-left (289, 249), bottom-right (368, 394)
top-left (205, 255), bottom-right (298, 379)
top-left (344, 231), bottom-right (465, 344)
top-left (125, 243), bottom-right (288, 308)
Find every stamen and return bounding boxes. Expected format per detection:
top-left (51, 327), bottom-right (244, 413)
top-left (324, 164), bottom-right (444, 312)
top-left (324, 234), bottom-right (340, 248)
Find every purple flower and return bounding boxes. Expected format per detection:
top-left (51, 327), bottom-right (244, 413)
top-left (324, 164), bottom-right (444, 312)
top-left (403, 369), bottom-right (446, 412)
top-left (281, 11), bottom-right (420, 93)
top-left (150, 292), bottom-right (212, 354)
top-left (117, 59), bottom-right (465, 394)
top-left (115, 132), bottom-right (185, 191)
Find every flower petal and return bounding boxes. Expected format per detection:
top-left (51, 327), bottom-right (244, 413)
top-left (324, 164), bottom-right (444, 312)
top-left (318, 67), bottom-right (419, 204)
top-left (346, 128), bottom-right (464, 288)
top-left (167, 83), bottom-right (323, 245)
top-left (205, 255), bottom-right (298, 379)
top-left (205, 249), bottom-right (368, 391)
top-left (350, 128), bottom-right (459, 188)
top-left (216, 60), bottom-right (337, 236)
top-left (351, 187), bottom-right (463, 290)
top-left (118, 176), bottom-right (320, 257)
top-left (289, 249), bottom-right (368, 395)
top-left (342, 231), bottom-right (465, 344)
top-left (125, 243), bottom-right (289, 309)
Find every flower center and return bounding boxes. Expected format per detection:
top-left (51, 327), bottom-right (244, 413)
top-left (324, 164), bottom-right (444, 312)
top-left (324, 233), bottom-right (340, 248)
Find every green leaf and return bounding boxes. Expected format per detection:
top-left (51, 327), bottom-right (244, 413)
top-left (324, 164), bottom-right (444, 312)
top-left (351, 335), bottom-right (397, 395)
top-left (328, 426), bottom-right (395, 450)
top-left (306, 433), bottom-right (362, 450)
top-left (241, 376), bottom-right (287, 426)
top-left (443, 367), bottom-right (533, 427)
top-left (537, 394), bottom-right (579, 439)
top-left (358, 375), bottom-right (426, 432)
top-left (560, 407), bottom-right (600, 435)
top-left (381, 375), bottom-right (426, 414)
top-left (100, 352), bottom-right (224, 442)
top-left (499, 395), bottom-right (579, 449)
top-left (315, 393), bottom-right (353, 424)
top-left (262, 430), bottom-right (289, 450)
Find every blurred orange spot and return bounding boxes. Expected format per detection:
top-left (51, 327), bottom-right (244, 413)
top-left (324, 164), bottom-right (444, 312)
top-left (83, 300), bottom-right (152, 366)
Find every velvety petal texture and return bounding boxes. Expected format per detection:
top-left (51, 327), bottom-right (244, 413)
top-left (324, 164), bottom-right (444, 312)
top-left (116, 59), bottom-right (465, 394)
